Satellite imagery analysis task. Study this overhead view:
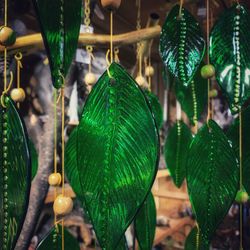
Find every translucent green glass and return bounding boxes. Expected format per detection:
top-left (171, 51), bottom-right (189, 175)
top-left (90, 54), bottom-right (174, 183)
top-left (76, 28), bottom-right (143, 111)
top-left (0, 97), bottom-right (31, 250)
top-left (159, 5), bottom-right (205, 87)
top-left (185, 227), bottom-right (209, 250)
top-left (164, 120), bottom-right (192, 188)
top-left (65, 63), bottom-right (159, 250)
top-left (187, 120), bottom-right (239, 247)
top-left (32, 0), bottom-right (82, 88)
top-left (210, 4), bottom-right (250, 114)
top-left (37, 225), bottom-right (80, 249)
top-left (134, 192), bottom-right (156, 250)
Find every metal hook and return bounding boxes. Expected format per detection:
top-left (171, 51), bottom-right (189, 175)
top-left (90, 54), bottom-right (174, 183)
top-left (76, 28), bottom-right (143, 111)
top-left (1, 71), bottom-right (14, 108)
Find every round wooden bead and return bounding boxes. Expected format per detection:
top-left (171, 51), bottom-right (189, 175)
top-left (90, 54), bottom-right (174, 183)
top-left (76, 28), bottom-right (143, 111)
top-left (209, 89), bottom-right (218, 98)
top-left (100, 0), bottom-right (122, 11)
top-left (0, 26), bottom-right (16, 47)
top-left (48, 173), bottom-right (62, 186)
top-left (135, 75), bottom-right (148, 89)
top-left (53, 195), bottom-right (73, 215)
top-left (84, 72), bottom-right (96, 86)
top-left (10, 88), bottom-right (26, 102)
top-left (235, 190), bottom-right (249, 204)
top-left (201, 64), bottom-right (215, 79)
top-left (145, 66), bottom-right (155, 77)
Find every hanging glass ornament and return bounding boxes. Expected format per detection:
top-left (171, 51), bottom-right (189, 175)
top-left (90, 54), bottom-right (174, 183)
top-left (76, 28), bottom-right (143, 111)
top-left (32, 0), bottom-right (82, 88)
top-left (175, 63), bottom-right (208, 126)
top-left (164, 120), bottom-right (192, 188)
top-left (210, 4), bottom-right (250, 114)
top-left (0, 96), bottom-right (31, 250)
top-left (37, 225), bottom-right (80, 249)
top-left (65, 62), bottom-right (159, 250)
top-left (185, 227), bottom-right (207, 250)
top-left (134, 192), bottom-right (156, 250)
top-left (186, 120), bottom-right (239, 248)
top-left (159, 5), bottom-right (205, 87)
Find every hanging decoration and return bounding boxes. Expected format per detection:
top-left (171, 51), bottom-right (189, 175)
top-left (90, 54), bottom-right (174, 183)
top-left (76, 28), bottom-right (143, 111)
top-left (37, 225), bottom-right (80, 249)
top-left (32, 0), bottom-right (82, 88)
top-left (175, 63), bottom-right (208, 126)
top-left (159, 4), bottom-right (205, 87)
top-left (134, 192), bottom-right (156, 250)
top-left (65, 62), bottom-right (159, 250)
top-left (210, 4), bottom-right (250, 114)
top-left (186, 120), bottom-right (239, 248)
top-left (184, 227), bottom-right (206, 250)
top-left (164, 120), bottom-right (192, 188)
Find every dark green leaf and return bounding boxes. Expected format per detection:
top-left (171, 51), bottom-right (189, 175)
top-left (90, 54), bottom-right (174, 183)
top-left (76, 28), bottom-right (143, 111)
top-left (159, 5), bottom-right (205, 87)
top-left (0, 97), bottom-right (31, 250)
top-left (187, 120), bottom-right (239, 246)
top-left (65, 62), bottom-right (159, 250)
top-left (32, 0), bottom-right (82, 88)
top-left (134, 193), bottom-right (156, 250)
top-left (175, 63), bottom-right (208, 125)
top-left (210, 4), bottom-right (250, 114)
top-left (144, 90), bottom-right (163, 129)
top-left (28, 139), bottom-right (38, 179)
top-left (185, 227), bottom-right (209, 250)
top-left (37, 225), bottom-right (80, 249)
top-left (164, 120), bottom-right (192, 188)
top-left (227, 106), bottom-right (250, 194)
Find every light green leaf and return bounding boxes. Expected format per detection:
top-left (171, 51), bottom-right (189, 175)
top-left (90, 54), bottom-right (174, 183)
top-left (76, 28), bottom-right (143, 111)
top-left (134, 193), bottom-right (156, 250)
top-left (65, 62), bottom-right (159, 250)
top-left (164, 120), bottom-right (192, 188)
top-left (187, 120), bottom-right (239, 246)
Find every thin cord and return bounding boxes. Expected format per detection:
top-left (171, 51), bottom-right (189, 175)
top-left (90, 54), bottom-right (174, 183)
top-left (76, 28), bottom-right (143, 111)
top-left (239, 110), bottom-right (243, 250)
top-left (3, 0), bottom-right (8, 92)
top-left (4, 0), bottom-right (7, 26)
top-left (61, 219), bottom-right (65, 250)
top-left (110, 11), bottom-right (113, 63)
top-left (61, 87), bottom-right (65, 196)
top-left (15, 53), bottom-right (23, 108)
top-left (179, 0), bottom-right (184, 18)
top-left (136, 0), bottom-right (142, 76)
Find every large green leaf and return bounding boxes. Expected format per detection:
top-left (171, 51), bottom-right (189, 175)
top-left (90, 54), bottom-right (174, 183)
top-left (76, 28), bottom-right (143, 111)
top-left (65, 62), bottom-right (159, 250)
top-left (0, 97), bottom-right (31, 250)
top-left (32, 0), bottom-right (82, 88)
top-left (227, 106), bottom-right (250, 194)
top-left (37, 225), bottom-right (80, 249)
top-left (175, 63), bottom-right (208, 125)
top-left (187, 120), bottom-right (239, 246)
top-left (159, 5), bottom-right (205, 87)
top-left (164, 120), bottom-right (192, 188)
top-left (144, 90), bottom-right (163, 129)
top-left (185, 227), bottom-right (209, 250)
top-left (210, 4), bottom-right (250, 114)
top-left (134, 193), bottom-right (156, 250)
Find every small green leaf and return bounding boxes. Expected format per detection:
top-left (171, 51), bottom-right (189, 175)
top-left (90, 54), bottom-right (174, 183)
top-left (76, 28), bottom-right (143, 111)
top-left (210, 4), bottom-right (250, 114)
top-left (144, 90), bottom-right (163, 129)
top-left (159, 5), bottom-right (205, 87)
top-left (32, 0), bottom-right (82, 88)
top-left (175, 63), bottom-right (208, 125)
top-left (37, 225), bottom-right (80, 249)
top-left (0, 97), bottom-right (31, 249)
top-left (134, 193), bottom-right (156, 250)
top-left (187, 120), bottom-right (239, 246)
top-left (65, 63), bottom-right (159, 250)
top-left (164, 120), bottom-right (192, 188)
top-left (227, 106), bottom-right (250, 194)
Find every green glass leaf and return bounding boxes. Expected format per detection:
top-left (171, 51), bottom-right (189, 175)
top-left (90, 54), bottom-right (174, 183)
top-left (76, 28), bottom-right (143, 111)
top-left (210, 4), bottom-right (250, 114)
top-left (164, 120), bottom-right (192, 188)
top-left (186, 120), bottom-right (239, 246)
top-left (159, 5), bottom-right (205, 87)
top-left (65, 62), bottom-right (159, 250)
top-left (0, 97), bottom-right (31, 250)
top-left (32, 0), bottom-right (82, 88)
top-left (227, 106), bottom-right (250, 194)
top-left (185, 227), bottom-right (209, 250)
top-left (175, 63), bottom-right (208, 125)
top-left (144, 90), bottom-right (163, 129)
top-left (28, 139), bottom-right (38, 179)
top-left (134, 192), bottom-right (156, 250)
top-left (37, 225), bottom-right (80, 249)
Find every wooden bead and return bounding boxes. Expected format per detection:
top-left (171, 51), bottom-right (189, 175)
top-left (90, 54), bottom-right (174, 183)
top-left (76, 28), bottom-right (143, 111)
top-left (209, 89), bottom-right (218, 98)
top-left (0, 26), bottom-right (16, 47)
top-left (145, 66), bottom-right (155, 77)
top-left (53, 195), bottom-right (73, 215)
top-left (100, 0), bottom-right (122, 11)
top-left (84, 72), bottom-right (96, 86)
top-left (48, 173), bottom-right (62, 186)
top-left (201, 64), bottom-right (215, 79)
top-left (235, 190), bottom-right (249, 204)
top-left (10, 88), bottom-right (26, 102)
top-left (135, 75), bottom-right (148, 89)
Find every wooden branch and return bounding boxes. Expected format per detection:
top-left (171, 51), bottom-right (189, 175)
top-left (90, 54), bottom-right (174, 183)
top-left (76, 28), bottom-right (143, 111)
top-left (0, 26), bottom-right (161, 54)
